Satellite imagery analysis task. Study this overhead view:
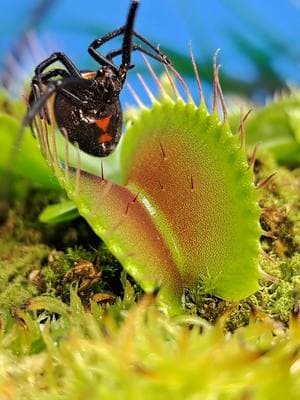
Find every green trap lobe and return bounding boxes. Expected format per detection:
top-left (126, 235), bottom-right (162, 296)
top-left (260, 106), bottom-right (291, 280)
top-left (121, 101), bottom-right (260, 299)
top-left (66, 170), bottom-right (183, 307)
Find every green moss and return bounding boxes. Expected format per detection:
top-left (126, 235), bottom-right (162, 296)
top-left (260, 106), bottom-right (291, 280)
top-left (0, 185), bottom-right (124, 312)
top-left (42, 244), bottom-right (123, 303)
top-left (223, 254), bottom-right (298, 327)
top-left (0, 236), bottom-right (49, 310)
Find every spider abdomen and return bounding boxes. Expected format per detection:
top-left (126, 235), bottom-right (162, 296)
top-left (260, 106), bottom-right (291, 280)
top-left (54, 78), bottom-right (123, 157)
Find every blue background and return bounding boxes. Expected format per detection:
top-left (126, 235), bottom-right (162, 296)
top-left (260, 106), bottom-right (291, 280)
top-left (1, 0), bottom-right (300, 105)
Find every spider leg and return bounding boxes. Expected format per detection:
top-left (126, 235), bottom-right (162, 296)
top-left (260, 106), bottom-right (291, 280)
top-left (58, 88), bottom-right (89, 108)
top-left (30, 69), bottom-right (70, 109)
top-left (88, 27), bottom-right (124, 70)
top-left (133, 31), bottom-right (172, 65)
top-left (88, 0), bottom-right (140, 71)
top-left (106, 44), bottom-right (169, 64)
top-left (30, 69), bottom-right (87, 125)
top-left (88, 28), bottom-right (170, 71)
top-left (121, 0), bottom-right (139, 68)
top-left (24, 81), bottom-right (63, 127)
top-left (25, 79), bottom-right (89, 128)
top-left (34, 52), bottom-right (82, 83)
top-left (32, 68), bottom-right (70, 84)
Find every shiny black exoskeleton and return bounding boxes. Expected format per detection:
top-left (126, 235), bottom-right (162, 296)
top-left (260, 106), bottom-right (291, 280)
top-left (25, 0), bottom-right (170, 157)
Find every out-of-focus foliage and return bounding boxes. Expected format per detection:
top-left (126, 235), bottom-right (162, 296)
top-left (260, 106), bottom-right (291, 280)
top-left (0, 91), bottom-right (60, 192)
top-left (1, 290), bottom-right (300, 400)
top-left (39, 199), bottom-right (79, 223)
top-left (229, 90), bottom-right (300, 166)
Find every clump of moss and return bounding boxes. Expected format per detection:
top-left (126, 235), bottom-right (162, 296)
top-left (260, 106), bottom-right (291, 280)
top-left (257, 152), bottom-right (300, 257)
top-left (0, 186), bottom-right (124, 312)
top-left (0, 237), bottom-right (49, 310)
top-left (42, 244), bottom-right (123, 305)
top-left (0, 203), bottom-right (51, 310)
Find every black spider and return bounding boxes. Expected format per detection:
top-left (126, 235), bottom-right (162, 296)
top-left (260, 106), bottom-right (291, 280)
top-left (24, 0), bottom-right (170, 157)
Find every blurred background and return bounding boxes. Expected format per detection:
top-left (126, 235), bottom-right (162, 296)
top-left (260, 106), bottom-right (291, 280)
top-left (0, 0), bottom-right (300, 106)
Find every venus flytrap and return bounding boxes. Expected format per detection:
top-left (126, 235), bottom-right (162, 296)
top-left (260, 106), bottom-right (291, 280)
top-left (33, 54), bottom-right (261, 313)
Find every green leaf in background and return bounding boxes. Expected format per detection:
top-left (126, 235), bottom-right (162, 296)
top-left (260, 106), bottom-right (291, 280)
top-left (39, 199), bottom-right (79, 223)
top-left (229, 91), bottom-right (300, 166)
top-left (0, 113), bottom-right (60, 191)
